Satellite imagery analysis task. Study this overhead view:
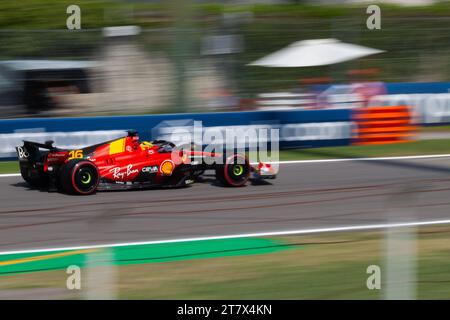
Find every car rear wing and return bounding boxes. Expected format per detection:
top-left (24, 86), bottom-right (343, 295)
top-left (22, 140), bottom-right (57, 150)
top-left (16, 140), bottom-right (58, 162)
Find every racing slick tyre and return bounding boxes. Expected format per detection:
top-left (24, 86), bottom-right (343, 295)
top-left (59, 159), bottom-right (99, 195)
top-left (215, 154), bottom-right (250, 187)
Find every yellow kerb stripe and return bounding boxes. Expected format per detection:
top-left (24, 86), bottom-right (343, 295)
top-left (0, 249), bottom-right (98, 267)
top-left (109, 138), bottom-right (126, 155)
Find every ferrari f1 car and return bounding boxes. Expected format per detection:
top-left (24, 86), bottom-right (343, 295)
top-left (16, 130), bottom-right (276, 195)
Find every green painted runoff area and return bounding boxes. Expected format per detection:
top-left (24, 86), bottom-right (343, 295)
top-left (0, 237), bottom-right (292, 276)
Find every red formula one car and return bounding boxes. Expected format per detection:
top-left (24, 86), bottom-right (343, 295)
top-left (16, 130), bottom-right (276, 195)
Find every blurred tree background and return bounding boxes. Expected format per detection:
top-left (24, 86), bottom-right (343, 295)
top-left (0, 1), bottom-right (448, 98)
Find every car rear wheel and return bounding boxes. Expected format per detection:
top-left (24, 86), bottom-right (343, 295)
top-left (60, 159), bottom-right (99, 195)
top-left (215, 154), bottom-right (250, 187)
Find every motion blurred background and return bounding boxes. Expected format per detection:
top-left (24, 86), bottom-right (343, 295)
top-left (1, 0), bottom-right (450, 300)
top-left (0, 0), bottom-right (448, 118)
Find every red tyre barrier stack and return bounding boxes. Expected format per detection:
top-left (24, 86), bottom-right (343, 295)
top-left (352, 106), bottom-right (417, 145)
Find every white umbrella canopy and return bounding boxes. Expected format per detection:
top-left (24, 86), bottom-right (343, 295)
top-left (248, 38), bottom-right (385, 67)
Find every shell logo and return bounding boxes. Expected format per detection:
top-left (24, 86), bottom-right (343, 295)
top-left (160, 160), bottom-right (175, 176)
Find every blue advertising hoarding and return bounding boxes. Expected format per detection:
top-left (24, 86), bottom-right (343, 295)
top-left (0, 109), bottom-right (354, 159)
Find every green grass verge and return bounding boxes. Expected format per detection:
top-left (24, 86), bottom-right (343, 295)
top-left (0, 162), bottom-right (18, 174)
top-left (278, 139), bottom-right (450, 161)
top-left (2, 138), bottom-right (450, 174)
top-left (118, 227), bottom-right (450, 299)
top-left (1, 226), bottom-right (449, 299)
top-left (421, 125), bottom-right (450, 133)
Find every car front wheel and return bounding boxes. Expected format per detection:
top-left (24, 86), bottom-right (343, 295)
top-left (215, 154), bottom-right (250, 187)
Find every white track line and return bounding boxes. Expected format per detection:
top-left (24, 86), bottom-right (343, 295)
top-left (252, 153), bottom-right (450, 165)
top-left (1, 219), bottom-right (450, 256)
top-left (2, 154), bottom-right (450, 178)
top-left (0, 173), bottom-right (20, 177)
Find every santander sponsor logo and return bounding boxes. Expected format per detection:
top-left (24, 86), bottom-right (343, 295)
top-left (110, 164), bottom-right (139, 179)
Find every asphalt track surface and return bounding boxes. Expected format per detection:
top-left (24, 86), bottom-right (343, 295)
top-left (2, 157), bottom-right (450, 252)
